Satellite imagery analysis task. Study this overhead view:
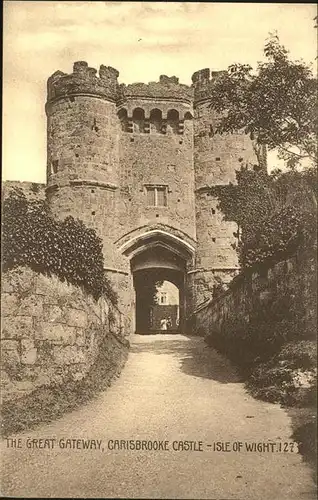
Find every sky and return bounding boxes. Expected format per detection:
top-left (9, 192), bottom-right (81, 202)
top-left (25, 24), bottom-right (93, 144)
top-left (3, 1), bottom-right (317, 183)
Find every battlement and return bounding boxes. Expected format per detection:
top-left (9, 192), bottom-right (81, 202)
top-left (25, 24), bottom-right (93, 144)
top-left (121, 75), bottom-right (193, 103)
top-left (47, 61), bottom-right (120, 103)
top-left (192, 68), bottom-right (227, 103)
top-left (47, 63), bottom-right (229, 105)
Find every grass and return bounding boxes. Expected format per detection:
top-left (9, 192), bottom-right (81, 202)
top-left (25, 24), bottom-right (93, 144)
top-left (1, 333), bottom-right (129, 437)
top-left (206, 334), bottom-right (317, 476)
top-left (289, 407), bottom-right (317, 482)
top-left (246, 341), bottom-right (317, 477)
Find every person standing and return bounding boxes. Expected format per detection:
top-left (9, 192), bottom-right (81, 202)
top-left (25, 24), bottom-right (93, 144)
top-left (160, 318), bottom-right (168, 331)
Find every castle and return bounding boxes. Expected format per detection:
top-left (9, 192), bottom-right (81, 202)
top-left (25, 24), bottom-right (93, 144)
top-left (44, 61), bottom-right (258, 333)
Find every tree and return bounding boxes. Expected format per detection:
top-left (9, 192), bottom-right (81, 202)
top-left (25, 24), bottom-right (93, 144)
top-left (211, 166), bottom-right (317, 268)
top-left (209, 34), bottom-right (317, 168)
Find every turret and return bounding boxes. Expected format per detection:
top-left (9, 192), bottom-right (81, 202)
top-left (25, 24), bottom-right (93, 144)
top-left (45, 61), bottom-right (121, 269)
top-left (46, 61), bottom-right (119, 104)
top-left (191, 66), bottom-right (257, 187)
top-left (192, 68), bottom-right (227, 104)
top-left (190, 67), bottom-right (259, 308)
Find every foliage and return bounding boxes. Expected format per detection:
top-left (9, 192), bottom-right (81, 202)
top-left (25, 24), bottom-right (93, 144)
top-left (2, 188), bottom-right (116, 302)
top-left (211, 165), bottom-right (317, 268)
top-left (277, 340), bottom-right (317, 370)
top-left (206, 251), bottom-right (316, 372)
top-left (206, 289), bottom-right (317, 405)
top-left (292, 420), bottom-right (317, 469)
top-left (209, 34), bottom-right (317, 167)
top-left (247, 341), bottom-right (317, 406)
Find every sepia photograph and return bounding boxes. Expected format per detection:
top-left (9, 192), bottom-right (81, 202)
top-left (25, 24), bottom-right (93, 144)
top-left (1, 1), bottom-right (317, 499)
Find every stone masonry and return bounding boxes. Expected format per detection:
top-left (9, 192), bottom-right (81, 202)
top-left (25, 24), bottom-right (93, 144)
top-left (1, 267), bottom-right (127, 402)
top-left (7, 62), bottom-right (260, 329)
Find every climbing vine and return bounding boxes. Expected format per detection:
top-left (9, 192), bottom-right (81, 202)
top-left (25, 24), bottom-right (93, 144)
top-left (2, 188), bottom-right (117, 302)
top-left (208, 34), bottom-right (317, 168)
top-left (211, 165), bottom-right (317, 268)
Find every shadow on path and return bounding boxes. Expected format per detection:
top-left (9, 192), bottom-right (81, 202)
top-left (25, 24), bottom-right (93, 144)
top-left (130, 335), bottom-right (243, 384)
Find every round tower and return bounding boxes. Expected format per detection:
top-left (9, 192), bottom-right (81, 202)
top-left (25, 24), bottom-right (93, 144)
top-left (191, 68), bottom-right (259, 307)
top-left (45, 61), bottom-right (120, 269)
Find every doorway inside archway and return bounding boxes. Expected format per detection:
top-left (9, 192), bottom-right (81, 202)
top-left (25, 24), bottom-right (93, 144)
top-left (152, 281), bottom-right (180, 332)
top-left (134, 269), bottom-right (183, 334)
top-left (131, 246), bottom-right (186, 334)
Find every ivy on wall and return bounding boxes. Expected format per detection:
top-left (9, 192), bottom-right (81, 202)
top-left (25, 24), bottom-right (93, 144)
top-left (211, 166), bottom-right (317, 268)
top-left (2, 188), bottom-right (117, 303)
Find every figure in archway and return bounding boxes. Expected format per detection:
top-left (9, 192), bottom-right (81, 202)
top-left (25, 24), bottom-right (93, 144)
top-left (160, 318), bottom-right (168, 331)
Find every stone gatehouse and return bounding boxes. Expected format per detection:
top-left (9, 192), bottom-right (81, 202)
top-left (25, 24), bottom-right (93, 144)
top-left (12, 62), bottom-right (261, 333)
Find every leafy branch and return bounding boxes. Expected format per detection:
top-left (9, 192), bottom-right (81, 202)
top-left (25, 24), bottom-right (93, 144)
top-left (209, 34), bottom-right (317, 167)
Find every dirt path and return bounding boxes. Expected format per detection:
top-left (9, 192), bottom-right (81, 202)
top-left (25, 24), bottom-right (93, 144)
top-left (1, 334), bottom-right (316, 499)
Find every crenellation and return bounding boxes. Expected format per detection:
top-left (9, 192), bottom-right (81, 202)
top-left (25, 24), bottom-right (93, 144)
top-left (192, 68), bottom-right (210, 86)
top-left (87, 67), bottom-right (97, 77)
top-left (159, 75), bottom-right (179, 85)
top-left (99, 65), bottom-right (119, 79)
top-left (46, 62), bottom-right (120, 105)
top-left (192, 68), bottom-right (228, 104)
top-left (73, 60), bottom-right (88, 74)
top-left (122, 79), bottom-right (193, 103)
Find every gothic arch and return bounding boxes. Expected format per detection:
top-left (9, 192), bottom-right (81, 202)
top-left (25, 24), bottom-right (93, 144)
top-left (167, 109), bottom-right (179, 134)
top-left (132, 107), bottom-right (145, 132)
top-left (150, 108), bottom-right (162, 133)
top-left (117, 228), bottom-right (195, 261)
top-left (124, 229), bottom-right (193, 333)
top-left (117, 108), bottom-right (128, 131)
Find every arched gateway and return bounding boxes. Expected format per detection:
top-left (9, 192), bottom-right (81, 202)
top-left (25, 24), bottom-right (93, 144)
top-left (45, 61), bottom-right (257, 334)
top-left (118, 229), bottom-right (195, 333)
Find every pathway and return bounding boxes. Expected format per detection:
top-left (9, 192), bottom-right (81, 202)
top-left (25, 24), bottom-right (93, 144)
top-left (1, 334), bottom-right (316, 499)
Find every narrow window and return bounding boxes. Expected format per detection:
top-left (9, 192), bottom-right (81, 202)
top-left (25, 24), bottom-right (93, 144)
top-left (160, 292), bottom-right (167, 304)
top-left (167, 109), bottom-right (179, 134)
top-left (118, 108), bottom-right (128, 132)
top-left (156, 187), bottom-right (167, 206)
top-left (133, 108), bottom-right (145, 133)
top-left (150, 109), bottom-right (162, 133)
top-left (51, 160), bottom-right (59, 174)
top-left (145, 186), bottom-right (168, 207)
top-left (147, 187), bottom-right (156, 206)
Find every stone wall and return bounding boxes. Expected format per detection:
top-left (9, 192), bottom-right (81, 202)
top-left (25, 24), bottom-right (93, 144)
top-left (187, 267), bottom-right (238, 312)
top-left (191, 251), bottom-right (316, 339)
top-left (1, 267), bottom-right (128, 402)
